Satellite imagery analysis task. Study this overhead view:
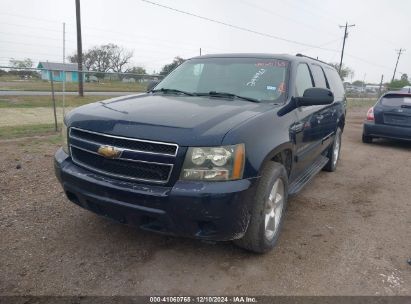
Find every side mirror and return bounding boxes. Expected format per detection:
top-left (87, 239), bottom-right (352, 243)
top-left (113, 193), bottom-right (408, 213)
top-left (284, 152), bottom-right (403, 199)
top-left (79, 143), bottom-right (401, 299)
top-left (296, 88), bottom-right (334, 106)
top-left (146, 80), bottom-right (159, 92)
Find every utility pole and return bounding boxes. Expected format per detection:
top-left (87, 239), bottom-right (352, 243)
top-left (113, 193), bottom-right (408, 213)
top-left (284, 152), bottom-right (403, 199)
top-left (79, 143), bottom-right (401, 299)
top-left (378, 74), bottom-right (384, 97)
top-left (75, 0), bottom-right (84, 97)
top-left (50, 71), bottom-right (58, 132)
top-left (338, 22), bottom-right (355, 75)
top-left (62, 22), bottom-right (66, 116)
top-left (391, 48), bottom-right (405, 82)
top-left (200, 48), bottom-right (202, 56)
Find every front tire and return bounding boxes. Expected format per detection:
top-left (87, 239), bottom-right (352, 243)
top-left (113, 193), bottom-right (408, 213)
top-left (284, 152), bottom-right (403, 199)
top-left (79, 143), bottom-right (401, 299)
top-left (234, 162), bottom-right (288, 253)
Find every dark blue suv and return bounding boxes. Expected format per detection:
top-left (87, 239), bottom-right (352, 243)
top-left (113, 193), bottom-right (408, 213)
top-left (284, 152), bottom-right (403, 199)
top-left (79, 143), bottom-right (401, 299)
top-left (55, 54), bottom-right (346, 252)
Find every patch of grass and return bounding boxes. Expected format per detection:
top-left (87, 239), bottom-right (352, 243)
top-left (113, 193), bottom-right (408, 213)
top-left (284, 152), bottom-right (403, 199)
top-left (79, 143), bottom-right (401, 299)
top-left (0, 95), bottom-right (115, 108)
top-left (0, 75), bottom-right (25, 81)
top-left (0, 79), bottom-right (148, 92)
top-left (347, 98), bottom-right (377, 109)
top-left (0, 123), bottom-right (59, 139)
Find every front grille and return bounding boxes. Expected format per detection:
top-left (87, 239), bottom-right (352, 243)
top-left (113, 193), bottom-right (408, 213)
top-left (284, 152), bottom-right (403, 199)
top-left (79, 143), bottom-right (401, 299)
top-left (69, 127), bottom-right (177, 184)
top-left (70, 128), bottom-right (178, 156)
top-left (71, 146), bottom-right (172, 182)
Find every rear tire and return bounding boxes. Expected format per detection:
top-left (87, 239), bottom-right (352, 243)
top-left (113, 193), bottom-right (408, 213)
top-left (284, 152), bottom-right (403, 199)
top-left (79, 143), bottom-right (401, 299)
top-left (324, 127), bottom-right (342, 172)
top-left (362, 134), bottom-right (373, 143)
top-left (234, 162), bottom-right (288, 253)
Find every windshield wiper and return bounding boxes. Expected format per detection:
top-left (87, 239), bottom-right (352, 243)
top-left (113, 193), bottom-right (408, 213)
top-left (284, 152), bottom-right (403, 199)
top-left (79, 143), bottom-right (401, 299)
top-left (151, 88), bottom-right (194, 96)
top-left (197, 91), bottom-right (260, 103)
top-left (401, 104), bottom-right (411, 108)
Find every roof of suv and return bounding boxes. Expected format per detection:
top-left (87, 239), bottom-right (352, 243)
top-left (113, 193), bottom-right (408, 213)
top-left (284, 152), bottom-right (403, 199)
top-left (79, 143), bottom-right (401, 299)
top-left (190, 53), bottom-right (333, 68)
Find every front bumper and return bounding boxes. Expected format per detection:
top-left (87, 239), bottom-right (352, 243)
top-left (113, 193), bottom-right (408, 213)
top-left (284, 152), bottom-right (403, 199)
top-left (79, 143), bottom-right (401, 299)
top-left (54, 148), bottom-right (258, 241)
top-left (363, 121), bottom-right (411, 141)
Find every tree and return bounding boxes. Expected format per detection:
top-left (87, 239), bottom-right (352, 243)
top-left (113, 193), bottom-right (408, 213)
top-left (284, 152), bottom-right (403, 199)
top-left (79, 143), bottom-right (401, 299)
top-left (110, 46), bottom-right (133, 74)
top-left (68, 52), bottom-right (95, 71)
top-left (328, 63), bottom-right (354, 81)
top-left (352, 80), bottom-right (365, 87)
top-left (160, 57), bottom-right (185, 76)
top-left (68, 44), bottom-right (134, 78)
top-left (389, 77), bottom-right (410, 89)
top-left (8, 58), bottom-right (37, 78)
top-left (9, 58), bottom-right (33, 69)
top-left (125, 66), bottom-right (147, 81)
top-left (126, 66), bottom-right (146, 75)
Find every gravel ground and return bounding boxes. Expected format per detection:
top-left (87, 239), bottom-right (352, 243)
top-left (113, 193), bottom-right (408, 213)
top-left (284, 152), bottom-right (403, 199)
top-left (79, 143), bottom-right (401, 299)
top-left (0, 107), bottom-right (410, 296)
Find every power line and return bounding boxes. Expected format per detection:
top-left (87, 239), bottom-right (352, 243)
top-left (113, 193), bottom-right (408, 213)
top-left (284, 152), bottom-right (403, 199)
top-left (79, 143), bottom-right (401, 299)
top-left (345, 53), bottom-right (405, 75)
top-left (0, 31), bottom-right (76, 42)
top-left (0, 12), bottom-right (75, 26)
top-left (297, 38), bottom-right (341, 54)
top-left (0, 49), bottom-right (71, 59)
top-left (138, 0), bottom-right (340, 52)
top-left (0, 21), bottom-right (231, 56)
top-left (138, 0), bottom-right (403, 79)
top-left (0, 11), bottom-right (233, 53)
top-left (0, 31), bottom-right (209, 56)
top-left (0, 39), bottom-right (76, 51)
top-left (1, 7), bottom-right (405, 57)
top-left (280, 0), bottom-right (339, 25)
top-left (237, 0), bottom-right (340, 37)
top-left (282, 0), bottom-right (402, 49)
top-left (0, 22), bottom-right (69, 33)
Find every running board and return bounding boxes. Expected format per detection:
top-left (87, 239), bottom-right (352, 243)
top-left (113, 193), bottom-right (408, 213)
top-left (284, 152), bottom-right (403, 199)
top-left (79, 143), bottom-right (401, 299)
top-left (288, 155), bottom-right (329, 196)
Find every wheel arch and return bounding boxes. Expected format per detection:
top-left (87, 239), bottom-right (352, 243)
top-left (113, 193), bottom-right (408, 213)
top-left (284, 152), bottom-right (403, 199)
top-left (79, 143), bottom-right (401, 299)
top-left (258, 142), bottom-right (294, 178)
top-left (338, 113), bottom-right (346, 131)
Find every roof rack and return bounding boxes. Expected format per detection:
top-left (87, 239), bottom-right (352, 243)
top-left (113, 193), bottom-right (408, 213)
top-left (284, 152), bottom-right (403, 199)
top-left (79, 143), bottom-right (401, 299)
top-left (295, 53), bottom-right (330, 66)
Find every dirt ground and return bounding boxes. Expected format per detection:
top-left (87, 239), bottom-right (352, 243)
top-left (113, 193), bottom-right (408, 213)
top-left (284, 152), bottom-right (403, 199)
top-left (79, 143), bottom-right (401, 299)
top-left (0, 107), bottom-right (410, 296)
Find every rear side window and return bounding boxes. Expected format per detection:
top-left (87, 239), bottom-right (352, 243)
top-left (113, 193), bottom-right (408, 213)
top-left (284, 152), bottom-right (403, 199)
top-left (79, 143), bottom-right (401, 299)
top-left (295, 64), bottom-right (313, 97)
top-left (380, 95), bottom-right (411, 107)
top-left (324, 67), bottom-right (345, 99)
top-left (311, 64), bottom-right (328, 88)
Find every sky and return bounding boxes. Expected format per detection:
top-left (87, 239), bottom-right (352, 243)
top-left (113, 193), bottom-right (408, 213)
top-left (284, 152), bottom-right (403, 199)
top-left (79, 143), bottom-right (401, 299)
top-left (0, 0), bottom-right (410, 83)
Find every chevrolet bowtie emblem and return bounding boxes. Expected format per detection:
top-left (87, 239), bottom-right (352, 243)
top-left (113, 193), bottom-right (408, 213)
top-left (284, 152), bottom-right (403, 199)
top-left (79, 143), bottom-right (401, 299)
top-left (97, 145), bottom-right (122, 159)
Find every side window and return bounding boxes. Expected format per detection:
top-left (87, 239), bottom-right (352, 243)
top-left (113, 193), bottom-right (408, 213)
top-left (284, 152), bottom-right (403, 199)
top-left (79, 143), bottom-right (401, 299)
top-left (324, 67), bottom-right (345, 99)
top-left (311, 64), bottom-right (328, 88)
top-left (295, 63), bottom-right (313, 97)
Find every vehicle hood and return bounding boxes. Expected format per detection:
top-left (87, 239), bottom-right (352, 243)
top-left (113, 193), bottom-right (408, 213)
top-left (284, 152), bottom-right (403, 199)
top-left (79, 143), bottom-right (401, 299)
top-left (66, 93), bottom-right (271, 146)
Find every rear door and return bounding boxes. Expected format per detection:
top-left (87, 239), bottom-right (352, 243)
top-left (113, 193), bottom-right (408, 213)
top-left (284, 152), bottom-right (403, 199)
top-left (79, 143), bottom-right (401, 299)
top-left (292, 63), bottom-right (325, 174)
top-left (374, 94), bottom-right (411, 128)
top-left (321, 66), bottom-right (345, 147)
top-left (311, 64), bottom-right (336, 147)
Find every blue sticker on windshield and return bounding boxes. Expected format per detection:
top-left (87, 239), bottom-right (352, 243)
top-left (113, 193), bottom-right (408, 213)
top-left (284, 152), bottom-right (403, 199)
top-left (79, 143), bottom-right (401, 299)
top-left (266, 86), bottom-right (277, 91)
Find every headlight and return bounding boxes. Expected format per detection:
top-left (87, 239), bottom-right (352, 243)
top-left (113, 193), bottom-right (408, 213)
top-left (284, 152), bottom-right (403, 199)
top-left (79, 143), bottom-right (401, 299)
top-left (181, 144), bottom-right (245, 181)
top-left (61, 123), bottom-right (69, 155)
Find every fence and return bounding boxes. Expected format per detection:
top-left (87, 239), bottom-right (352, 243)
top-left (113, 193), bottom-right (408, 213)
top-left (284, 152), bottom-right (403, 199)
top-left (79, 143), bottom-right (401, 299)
top-left (0, 66), bottom-right (409, 139)
top-left (0, 66), bottom-right (163, 137)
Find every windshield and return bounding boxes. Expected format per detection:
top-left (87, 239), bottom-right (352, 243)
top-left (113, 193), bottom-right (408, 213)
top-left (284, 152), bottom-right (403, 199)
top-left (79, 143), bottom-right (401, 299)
top-left (155, 57), bottom-right (289, 103)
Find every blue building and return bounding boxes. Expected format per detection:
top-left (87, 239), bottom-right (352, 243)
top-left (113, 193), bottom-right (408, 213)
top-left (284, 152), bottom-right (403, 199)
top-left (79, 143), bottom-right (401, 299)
top-left (37, 62), bottom-right (79, 82)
